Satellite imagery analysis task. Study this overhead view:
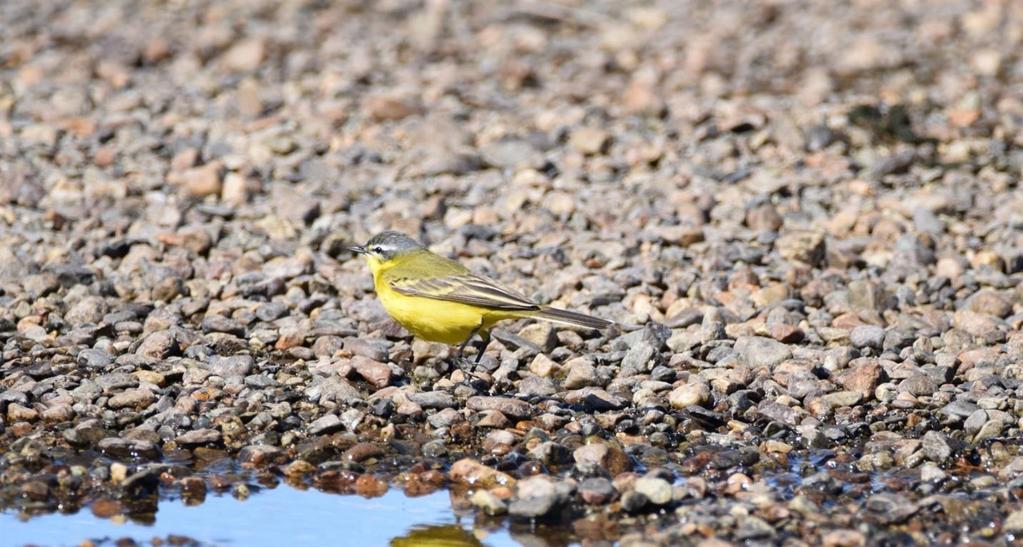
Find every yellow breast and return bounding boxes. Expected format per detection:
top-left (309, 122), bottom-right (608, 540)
top-left (373, 275), bottom-right (489, 345)
top-left (364, 253), bottom-right (488, 345)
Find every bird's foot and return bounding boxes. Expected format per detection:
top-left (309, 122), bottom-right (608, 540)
top-left (454, 355), bottom-right (477, 370)
top-left (448, 360), bottom-right (489, 392)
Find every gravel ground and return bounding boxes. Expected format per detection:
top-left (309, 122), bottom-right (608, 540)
top-left (2, 0), bottom-right (1023, 544)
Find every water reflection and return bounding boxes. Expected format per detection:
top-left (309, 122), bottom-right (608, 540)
top-left (1, 485), bottom-right (518, 547)
top-left (391, 524), bottom-right (484, 547)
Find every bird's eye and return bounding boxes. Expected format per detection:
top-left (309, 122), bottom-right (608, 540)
top-left (372, 246), bottom-right (383, 254)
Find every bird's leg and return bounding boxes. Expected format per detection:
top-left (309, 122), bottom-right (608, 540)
top-left (474, 330), bottom-right (491, 364)
top-left (452, 323), bottom-right (489, 391)
top-left (456, 325), bottom-right (480, 362)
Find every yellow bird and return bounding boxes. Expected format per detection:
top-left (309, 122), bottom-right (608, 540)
top-left (350, 231), bottom-right (612, 363)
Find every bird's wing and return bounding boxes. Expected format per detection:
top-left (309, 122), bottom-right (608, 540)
top-left (388, 272), bottom-right (541, 311)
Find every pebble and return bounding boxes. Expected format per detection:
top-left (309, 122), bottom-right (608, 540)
top-left (734, 336), bottom-right (792, 369)
top-left (633, 477), bottom-right (672, 506)
top-left (308, 414), bottom-right (344, 436)
top-left (175, 429), bottom-right (222, 446)
top-left (466, 396), bottom-right (531, 420)
top-left (107, 389), bottom-right (157, 410)
top-left (350, 356), bottom-right (392, 389)
top-left (470, 489), bottom-right (508, 516)
top-left (579, 477), bottom-right (616, 505)
top-left (509, 476), bottom-right (560, 518)
top-left (573, 442), bottom-right (632, 476)
top-left (849, 325), bottom-right (885, 349)
top-left (563, 358), bottom-right (598, 389)
top-left (669, 381), bottom-right (710, 408)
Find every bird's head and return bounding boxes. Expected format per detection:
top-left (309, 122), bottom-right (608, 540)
top-left (349, 231), bottom-right (426, 271)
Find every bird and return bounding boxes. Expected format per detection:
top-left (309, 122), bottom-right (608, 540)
top-left (349, 231), bottom-right (612, 363)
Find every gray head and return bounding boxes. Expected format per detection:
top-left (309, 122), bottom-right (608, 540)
top-left (349, 231), bottom-right (425, 261)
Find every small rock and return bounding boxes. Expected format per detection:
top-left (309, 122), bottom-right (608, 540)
top-left (734, 336), bottom-right (792, 369)
top-left (563, 387), bottom-right (626, 411)
top-left (110, 462), bottom-right (128, 483)
top-left (222, 38), bottom-right (265, 71)
top-left (175, 162), bottom-right (223, 198)
top-left (919, 462), bottom-right (946, 482)
top-left (449, 459), bottom-right (516, 489)
top-left (107, 389), bottom-right (157, 410)
top-left (7, 403), bottom-right (39, 421)
top-left (408, 391), bottom-right (457, 409)
top-left (509, 476), bottom-right (560, 519)
top-left (898, 374), bottom-right (939, 396)
top-left (480, 139), bottom-right (544, 170)
top-left (848, 280), bottom-right (881, 311)
top-left (354, 474), bottom-right (388, 498)
top-left (775, 230), bottom-right (825, 265)
top-left (309, 414), bottom-right (344, 435)
top-left (518, 322), bottom-right (556, 352)
top-left (470, 489), bottom-right (507, 516)
top-left (633, 477), bottom-right (672, 505)
top-left (239, 445), bottom-right (282, 466)
top-left (563, 358), bottom-right (597, 389)
top-left (669, 381), bottom-right (710, 408)
top-left (208, 355), bottom-right (254, 377)
top-left (921, 430), bottom-right (953, 463)
top-left (568, 127), bottom-right (611, 155)
top-left (965, 289), bottom-right (1012, 318)
top-left (78, 348), bottom-right (114, 369)
top-left (821, 390), bottom-right (862, 407)
top-left (579, 477), bottom-right (616, 505)
top-left (350, 356), bottom-right (392, 389)
top-left (1005, 509), bottom-right (1023, 532)
top-left (849, 325), bottom-right (884, 349)
top-left (91, 499), bottom-right (123, 519)
top-left (621, 341), bottom-right (657, 376)
top-left (467, 396), bottom-right (531, 419)
top-left (175, 429), bottom-right (221, 446)
top-left (136, 331), bottom-right (178, 359)
top-left (573, 442), bottom-right (632, 475)
top-left (363, 94), bottom-right (420, 121)
top-left (838, 360), bottom-right (885, 398)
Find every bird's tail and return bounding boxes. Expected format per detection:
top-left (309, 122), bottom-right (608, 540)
top-left (532, 306), bottom-right (613, 330)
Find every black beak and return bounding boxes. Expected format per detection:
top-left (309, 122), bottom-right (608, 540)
top-left (348, 245), bottom-right (366, 255)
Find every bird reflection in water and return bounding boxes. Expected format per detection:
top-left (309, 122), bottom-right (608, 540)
top-left (390, 524), bottom-right (484, 547)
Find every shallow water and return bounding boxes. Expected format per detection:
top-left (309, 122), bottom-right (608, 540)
top-left (1, 486), bottom-right (519, 547)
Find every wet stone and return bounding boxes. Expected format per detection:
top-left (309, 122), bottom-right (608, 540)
top-left (633, 477), bottom-right (672, 506)
top-left (175, 429), bottom-right (222, 446)
top-left (579, 477), bottom-right (616, 505)
top-left (309, 414), bottom-right (344, 436)
top-left (470, 490), bottom-right (507, 516)
top-left (509, 476), bottom-right (562, 519)
top-left (573, 442), bottom-right (632, 475)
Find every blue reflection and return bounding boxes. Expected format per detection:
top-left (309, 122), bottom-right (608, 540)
top-left (0, 487), bottom-right (519, 547)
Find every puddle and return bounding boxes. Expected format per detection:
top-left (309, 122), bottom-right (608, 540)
top-left (1, 486), bottom-right (519, 547)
